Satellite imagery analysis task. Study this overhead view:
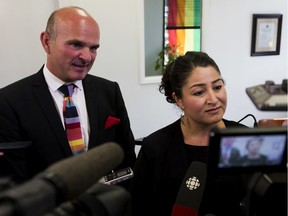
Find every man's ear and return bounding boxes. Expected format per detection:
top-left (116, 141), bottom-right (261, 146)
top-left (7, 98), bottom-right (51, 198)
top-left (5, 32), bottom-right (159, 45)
top-left (40, 32), bottom-right (51, 54)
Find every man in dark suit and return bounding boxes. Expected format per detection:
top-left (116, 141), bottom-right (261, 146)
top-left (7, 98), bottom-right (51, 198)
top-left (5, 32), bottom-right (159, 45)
top-left (0, 6), bottom-right (136, 184)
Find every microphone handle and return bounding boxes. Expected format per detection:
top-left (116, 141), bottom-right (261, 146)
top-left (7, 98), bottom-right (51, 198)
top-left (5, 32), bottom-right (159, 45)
top-left (0, 202), bottom-right (14, 216)
top-left (0, 178), bottom-right (57, 216)
top-left (43, 202), bottom-right (77, 216)
top-left (172, 161), bottom-right (207, 216)
top-left (44, 183), bottom-right (131, 216)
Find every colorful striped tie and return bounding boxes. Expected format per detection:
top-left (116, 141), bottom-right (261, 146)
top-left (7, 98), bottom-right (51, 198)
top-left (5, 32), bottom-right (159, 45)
top-left (58, 84), bottom-right (85, 155)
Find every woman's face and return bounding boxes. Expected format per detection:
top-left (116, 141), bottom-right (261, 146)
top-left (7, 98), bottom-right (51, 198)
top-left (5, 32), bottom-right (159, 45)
top-left (175, 66), bottom-right (227, 126)
top-left (247, 140), bottom-right (261, 155)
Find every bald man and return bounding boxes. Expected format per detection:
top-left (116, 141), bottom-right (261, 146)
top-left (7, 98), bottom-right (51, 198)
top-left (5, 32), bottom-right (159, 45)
top-left (0, 6), bottom-right (136, 185)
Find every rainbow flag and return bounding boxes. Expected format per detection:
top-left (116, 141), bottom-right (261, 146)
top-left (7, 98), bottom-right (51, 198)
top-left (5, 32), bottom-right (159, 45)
top-left (167, 0), bottom-right (201, 55)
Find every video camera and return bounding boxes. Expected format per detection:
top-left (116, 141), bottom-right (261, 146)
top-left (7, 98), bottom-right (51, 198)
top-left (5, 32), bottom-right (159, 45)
top-left (208, 126), bottom-right (287, 216)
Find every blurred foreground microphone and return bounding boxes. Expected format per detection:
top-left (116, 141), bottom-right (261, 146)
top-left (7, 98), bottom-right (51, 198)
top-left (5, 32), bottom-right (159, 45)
top-left (0, 142), bottom-right (124, 216)
top-left (172, 161), bottom-right (207, 216)
top-left (44, 183), bottom-right (131, 216)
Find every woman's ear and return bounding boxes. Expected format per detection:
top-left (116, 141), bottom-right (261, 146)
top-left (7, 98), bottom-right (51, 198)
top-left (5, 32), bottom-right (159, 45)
top-left (173, 92), bottom-right (184, 110)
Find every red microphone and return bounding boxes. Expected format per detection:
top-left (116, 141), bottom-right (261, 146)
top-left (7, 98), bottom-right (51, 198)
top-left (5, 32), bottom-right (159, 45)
top-left (171, 161), bottom-right (207, 216)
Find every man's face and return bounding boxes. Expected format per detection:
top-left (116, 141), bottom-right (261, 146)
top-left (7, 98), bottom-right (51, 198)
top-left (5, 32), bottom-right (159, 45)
top-left (43, 14), bottom-right (100, 82)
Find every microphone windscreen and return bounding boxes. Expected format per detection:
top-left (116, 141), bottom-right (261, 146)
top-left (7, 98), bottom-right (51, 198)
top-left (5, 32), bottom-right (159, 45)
top-left (45, 142), bottom-right (124, 200)
top-left (172, 161), bottom-right (207, 216)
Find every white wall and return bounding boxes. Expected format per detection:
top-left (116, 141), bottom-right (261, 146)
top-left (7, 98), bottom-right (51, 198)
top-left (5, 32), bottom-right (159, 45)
top-left (202, 0), bottom-right (287, 127)
top-left (0, 0), bottom-right (57, 84)
top-left (0, 0), bottom-right (287, 143)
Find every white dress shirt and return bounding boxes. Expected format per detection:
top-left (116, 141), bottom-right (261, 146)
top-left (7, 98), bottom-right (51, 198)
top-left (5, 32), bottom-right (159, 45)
top-left (43, 65), bottom-right (90, 151)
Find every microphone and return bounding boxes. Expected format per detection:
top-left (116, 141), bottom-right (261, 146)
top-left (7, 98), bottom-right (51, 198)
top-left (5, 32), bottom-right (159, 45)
top-left (171, 161), bottom-right (207, 216)
top-left (0, 142), bottom-right (124, 216)
top-left (42, 142), bottom-right (124, 200)
top-left (44, 183), bottom-right (131, 216)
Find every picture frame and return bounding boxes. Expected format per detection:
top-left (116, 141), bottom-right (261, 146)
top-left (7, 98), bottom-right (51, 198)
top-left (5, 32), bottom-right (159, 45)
top-left (251, 14), bottom-right (283, 56)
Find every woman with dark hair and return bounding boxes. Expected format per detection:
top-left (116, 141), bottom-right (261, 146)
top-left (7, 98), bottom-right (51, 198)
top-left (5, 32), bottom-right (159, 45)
top-left (240, 137), bottom-right (268, 166)
top-left (130, 51), bottom-right (247, 216)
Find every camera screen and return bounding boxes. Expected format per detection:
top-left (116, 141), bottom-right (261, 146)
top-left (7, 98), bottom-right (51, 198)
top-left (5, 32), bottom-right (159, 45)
top-left (208, 127), bottom-right (287, 174)
top-left (218, 134), bottom-right (286, 168)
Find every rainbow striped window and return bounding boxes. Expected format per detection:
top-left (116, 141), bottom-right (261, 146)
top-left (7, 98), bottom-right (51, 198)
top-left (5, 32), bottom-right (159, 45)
top-left (164, 0), bottom-right (201, 61)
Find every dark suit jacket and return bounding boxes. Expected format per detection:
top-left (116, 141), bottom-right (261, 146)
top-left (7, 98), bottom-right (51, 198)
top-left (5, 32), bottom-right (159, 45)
top-left (130, 119), bottom-right (247, 216)
top-left (0, 66), bottom-right (136, 183)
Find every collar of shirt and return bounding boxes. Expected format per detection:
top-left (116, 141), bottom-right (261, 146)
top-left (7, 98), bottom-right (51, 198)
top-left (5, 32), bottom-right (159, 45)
top-left (43, 65), bottom-right (84, 92)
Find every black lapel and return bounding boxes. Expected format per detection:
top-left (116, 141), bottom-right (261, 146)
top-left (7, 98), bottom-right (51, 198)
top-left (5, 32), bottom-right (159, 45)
top-left (82, 76), bottom-right (99, 148)
top-left (31, 69), bottom-right (72, 156)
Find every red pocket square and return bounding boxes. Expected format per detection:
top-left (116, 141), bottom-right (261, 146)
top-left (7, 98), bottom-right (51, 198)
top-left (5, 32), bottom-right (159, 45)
top-left (105, 116), bottom-right (120, 129)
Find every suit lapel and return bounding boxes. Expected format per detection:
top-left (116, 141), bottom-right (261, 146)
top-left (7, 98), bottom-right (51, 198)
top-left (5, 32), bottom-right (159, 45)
top-left (82, 76), bottom-right (99, 149)
top-left (31, 69), bottom-right (72, 156)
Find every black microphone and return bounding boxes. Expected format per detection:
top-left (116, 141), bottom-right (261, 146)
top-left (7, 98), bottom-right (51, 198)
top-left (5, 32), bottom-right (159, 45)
top-left (0, 142), bottom-right (124, 216)
top-left (44, 183), bottom-right (131, 216)
top-left (171, 161), bottom-right (207, 216)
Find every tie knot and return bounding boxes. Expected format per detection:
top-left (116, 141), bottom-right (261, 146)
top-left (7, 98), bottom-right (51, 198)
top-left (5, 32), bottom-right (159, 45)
top-left (59, 84), bottom-right (76, 98)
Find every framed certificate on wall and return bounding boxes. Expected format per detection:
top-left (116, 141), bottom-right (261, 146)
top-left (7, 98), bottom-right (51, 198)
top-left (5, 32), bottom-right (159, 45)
top-left (251, 14), bottom-right (283, 56)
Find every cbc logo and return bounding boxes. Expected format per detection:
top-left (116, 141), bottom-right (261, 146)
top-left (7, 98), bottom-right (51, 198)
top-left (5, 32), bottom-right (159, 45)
top-left (185, 176), bottom-right (200, 190)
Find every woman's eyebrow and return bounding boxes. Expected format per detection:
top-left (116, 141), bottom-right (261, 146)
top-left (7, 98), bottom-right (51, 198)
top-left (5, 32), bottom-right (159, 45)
top-left (189, 78), bottom-right (224, 89)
